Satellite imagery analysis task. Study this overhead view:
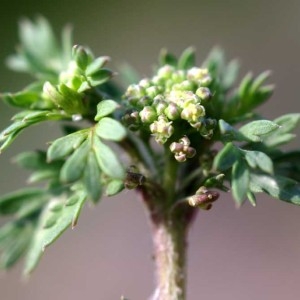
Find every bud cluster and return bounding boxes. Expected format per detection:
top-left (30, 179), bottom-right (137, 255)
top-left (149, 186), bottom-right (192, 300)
top-left (170, 136), bottom-right (196, 162)
top-left (188, 186), bottom-right (219, 210)
top-left (43, 45), bottom-right (113, 116)
top-left (123, 64), bottom-right (216, 152)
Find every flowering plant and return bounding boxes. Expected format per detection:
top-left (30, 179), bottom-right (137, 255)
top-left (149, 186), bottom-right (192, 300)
top-left (0, 17), bottom-right (299, 300)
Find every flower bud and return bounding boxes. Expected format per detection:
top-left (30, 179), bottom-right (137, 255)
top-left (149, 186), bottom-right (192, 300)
top-left (172, 70), bottom-right (185, 83)
top-left (146, 86), bottom-right (160, 98)
top-left (125, 84), bottom-right (145, 99)
top-left (186, 147), bottom-right (196, 158)
top-left (138, 96), bottom-right (152, 107)
top-left (150, 115), bottom-right (174, 144)
top-left (139, 106), bottom-right (157, 123)
top-left (188, 189), bottom-right (219, 207)
top-left (170, 142), bottom-right (184, 153)
top-left (174, 153), bottom-right (187, 162)
top-left (139, 78), bottom-right (151, 88)
top-left (153, 99), bottom-right (168, 115)
top-left (196, 87), bottom-right (212, 101)
top-left (157, 65), bottom-right (174, 79)
top-left (181, 103), bottom-right (205, 123)
top-left (179, 136), bottom-right (190, 146)
top-left (164, 103), bottom-right (181, 120)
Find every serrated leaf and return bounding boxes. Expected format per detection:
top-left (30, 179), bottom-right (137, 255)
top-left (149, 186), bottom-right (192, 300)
top-left (178, 47), bottom-right (196, 70)
top-left (239, 120), bottom-right (280, 142)
top-left (244, 150), bottom-right (274, 174)
top-left (213, 142), bottom-right (240, 171)
top-left (83, 151), bottom-right (102, 203)
top-left (95, 100), bottom-right (120, 121)
top-left (232, 160), bottom-right (250, 206)
top-left (250, 173), bottom-right (300, 205)
top-left (60, 140), bottom-right (89, 183)
top-left (106, 179), bottom-right (124, 196)
top-left (96, 117), bottom-right (126, 141)
top-left (93, 137), bottom-right (124, 179)
top-left (24, 192), bottom-right (87, 274)
top-left (47, 130), bottom-right (88, 162)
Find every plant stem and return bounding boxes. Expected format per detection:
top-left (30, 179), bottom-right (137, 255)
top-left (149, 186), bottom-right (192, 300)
top-left (151, 214), bottom-right (189, 300)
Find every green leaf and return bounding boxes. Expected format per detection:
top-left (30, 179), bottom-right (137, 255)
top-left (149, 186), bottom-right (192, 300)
top-left (72, 45), bottom-right (89, 70)
top-left (96, 117), bottom-right (126, 141)
top-left (239, 120), bottom-right (280, 142)
top-left (95, 100), bottom-right (120, 121)
top-left (88, 68), bottom-right (114, 86)
top-left (159, 49), bottom-right (177, 67)
top-left (47, 130), bottom-right (88, 162)
top-left (213, 143), bottom-right (240, 171)
top-left (2, 91), bottom-right (40, 109)
top-left (264, 113), bottom-right (300, 147)
top-left (0, 188), bottom-right (47, 216)
top-left (178, 47), bottom-right (196, 70)
top-left (250, 174), bottom-right (300, 205)
top-left (0, 222), bottom-right (33, 269)
top-left (24, 192), bottom-right (87, 274)
top-left (222, 59), bottom-right (239, 90)
top-left (60, 140), bottom-right (89, 183)
top-left (250, 70), bottom-right (271, 95)
top-left (247, 191), bottom-right (257, 207)
top-left (86, 56), bottom-right (110, 76)
top-left (106, 179), bottom-right (124, 196)
top-left (232, 160), bottom-right (250, 206)
top-left (83, 151), bottom-right (102, 203)
top-left (243, 150), bottom-right (274, 174)
top-left (93, 137), bottom-right (125, 179)
top-left (219, 119), bottom-right (247, 142)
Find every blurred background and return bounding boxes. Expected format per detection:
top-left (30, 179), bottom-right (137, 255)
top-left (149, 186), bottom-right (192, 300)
top-left (0, 0), bottom-right (300, 299)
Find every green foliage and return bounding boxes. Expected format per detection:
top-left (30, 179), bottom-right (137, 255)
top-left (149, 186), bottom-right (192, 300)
top-left (0, 17), bottom-right (299, 275)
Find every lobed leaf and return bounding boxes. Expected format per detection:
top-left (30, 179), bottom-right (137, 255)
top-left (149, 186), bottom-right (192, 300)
top-left (250, 174), bottom-right (300, 205)
top-left (24, 192), bottom-right (87, 274)
top-left (264, 113), bottom-right (300, 147)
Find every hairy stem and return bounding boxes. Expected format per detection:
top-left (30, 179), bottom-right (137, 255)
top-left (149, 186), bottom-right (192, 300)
top-left (152, 214), bottom-right (189, 300)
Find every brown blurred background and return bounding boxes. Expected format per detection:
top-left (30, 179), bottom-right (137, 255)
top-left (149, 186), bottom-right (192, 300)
top-left (0, 0), bottom-right (300, 299)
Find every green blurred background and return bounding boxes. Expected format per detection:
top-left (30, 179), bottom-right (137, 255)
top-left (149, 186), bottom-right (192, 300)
top-left (0, 0), bottom-right (300, 299)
